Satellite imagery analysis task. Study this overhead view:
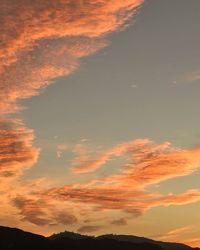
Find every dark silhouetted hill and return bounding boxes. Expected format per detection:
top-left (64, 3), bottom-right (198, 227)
top-left (49, 230), bottom-right (90, 240)
top-left (96, 234), bottom-right (199, 250)
top-left (0, 226), bottom-right (52, 250)
top-left (0, 225), bottom-right (199, 250)
top-left (52, 237), bottom-right (163, 250)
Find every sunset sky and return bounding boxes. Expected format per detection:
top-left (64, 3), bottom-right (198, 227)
top-left (0, 0), bottom-right (200, 247)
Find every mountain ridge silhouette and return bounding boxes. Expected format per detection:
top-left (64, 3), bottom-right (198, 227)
top-left (0, 225), bottom-right (199, 250)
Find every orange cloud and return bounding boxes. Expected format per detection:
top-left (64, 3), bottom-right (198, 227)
top-left (25, 139), bottom-right (199, 225)
top-left (0, 0), bottom-right (143, 184)
top-left (12, 196), bottom-right (52, 226)
top-left (0, 0), bottom-right (143, 66)
top-left (11, 183), bottom-right (198, 229)
top-left (41, 185), bottom-right (200, 214)
top-left (0, 0), bottom-right (145, 231)
top-left (0, 37), bottom-right (105, 115)
top-left (160, 189), bottom-right (200, 206)
top-left (8, 140), bottom-right (200, 230)
top-left (0, 0), bottom-right (143, 115)
top-left (8, 139), bottom-right (200, 227)
top-left (1, 1), bottom-right (199, 238)
top-left (72, 139), bottom-right (200, 188)
top-left (71, 140), bottom-right (138, 173)
top-left (12, 194), bottom-right (78, 227)
top-left (21, 172), bottom-right (197, 227)
top-left (0, 119), bottom-right (39, 178)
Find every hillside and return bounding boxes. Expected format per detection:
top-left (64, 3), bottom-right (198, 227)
top-left (0, 226), bottom-right (199, 250)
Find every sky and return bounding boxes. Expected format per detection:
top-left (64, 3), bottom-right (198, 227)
top-left (0, 0), bottom-right (200, 247)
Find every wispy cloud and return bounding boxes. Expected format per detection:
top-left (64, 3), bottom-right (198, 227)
top-left (0, 0), bottom-right (144, 115)
top-left (12, 139), bottom-right (200, 227)
top-left (1, 1), bottom-right (199, 241)
top-left (153, 226), bottom-right (200, 248)
top-left (0, 0), bottom-right (144, 183)
top-left (0, 0), bottom-right (145, 231)
top-left (72, 139), bottom-right (200, 187)
top-left (153, 226), bottom-right (193, 241)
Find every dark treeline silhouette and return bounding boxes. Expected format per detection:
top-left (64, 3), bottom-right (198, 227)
top-left (0, 226), bottom-right (199, 250)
